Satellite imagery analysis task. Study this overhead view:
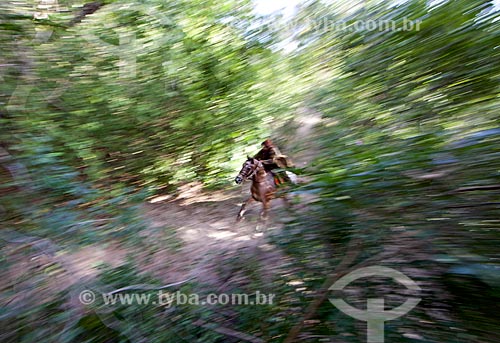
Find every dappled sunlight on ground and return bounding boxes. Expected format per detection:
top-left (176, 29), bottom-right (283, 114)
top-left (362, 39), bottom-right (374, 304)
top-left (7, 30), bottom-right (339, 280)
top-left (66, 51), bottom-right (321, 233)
top-left (140, 186), bottom-right (289, 284)
top-left (149, 181), bottom-right (242, 206)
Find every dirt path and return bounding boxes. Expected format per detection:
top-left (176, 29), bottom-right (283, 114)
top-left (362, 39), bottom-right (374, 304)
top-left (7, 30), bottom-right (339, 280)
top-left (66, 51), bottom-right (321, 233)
top-left (138, 183), bottom-right (290, 288)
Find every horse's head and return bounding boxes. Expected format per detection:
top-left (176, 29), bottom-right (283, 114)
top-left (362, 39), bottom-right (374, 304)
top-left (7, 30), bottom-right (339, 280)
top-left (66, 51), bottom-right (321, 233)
top-left (235, 157), bottom-right (261, 184)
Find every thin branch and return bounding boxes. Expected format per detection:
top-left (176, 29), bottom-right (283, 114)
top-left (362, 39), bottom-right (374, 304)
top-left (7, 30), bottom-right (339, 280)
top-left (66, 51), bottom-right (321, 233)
top-left (69, 1), bottom-right (104, 27)
top-left (75, 219), bottom-right (115, 226)
top-left (1, 229), bottom-right (60, 256)
top-left (106, 278), bottom-right (195, 295)
top-left (447, 185), bottom-right (500, 194)
top-left (193, 320), bottom-right (264, 343)
top-left (445, 202), bottom-right (500, 209)
top-left (283, 237), bottom-right (362, 343)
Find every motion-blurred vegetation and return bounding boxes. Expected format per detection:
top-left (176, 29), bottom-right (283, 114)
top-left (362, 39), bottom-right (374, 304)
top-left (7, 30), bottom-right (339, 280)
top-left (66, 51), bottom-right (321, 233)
top-left (1, 0), bottom-right (499, 342)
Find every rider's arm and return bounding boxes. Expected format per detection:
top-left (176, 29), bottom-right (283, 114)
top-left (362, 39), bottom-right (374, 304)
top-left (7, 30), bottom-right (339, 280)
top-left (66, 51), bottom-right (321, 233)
top-left (267, 147), bottom-right (278, 162)
top-left (253, 149), bottom-right (264, 160)
top-left (260, 159), bottom-right (274, 164)
top-left (254, 146), bottom-right (278, 164)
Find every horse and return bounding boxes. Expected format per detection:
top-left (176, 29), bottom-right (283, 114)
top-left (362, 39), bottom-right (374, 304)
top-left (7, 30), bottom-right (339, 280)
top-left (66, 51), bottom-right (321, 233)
top-left (234, 157), bottom-right (277, 222)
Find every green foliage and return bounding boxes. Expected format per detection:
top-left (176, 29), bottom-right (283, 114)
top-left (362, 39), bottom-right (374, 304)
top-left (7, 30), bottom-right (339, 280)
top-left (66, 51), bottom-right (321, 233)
top-left (275, 0), bottom-right (500, 341)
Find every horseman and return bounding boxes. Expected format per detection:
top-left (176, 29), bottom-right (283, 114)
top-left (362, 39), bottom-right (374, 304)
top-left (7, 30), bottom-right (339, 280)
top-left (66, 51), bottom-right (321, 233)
top-left (254, 139), bottom-right (295, 184)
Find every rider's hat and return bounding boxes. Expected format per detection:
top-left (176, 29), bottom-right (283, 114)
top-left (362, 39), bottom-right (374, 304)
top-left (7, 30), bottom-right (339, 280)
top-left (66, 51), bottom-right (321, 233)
top-left (262, 139), bottom-right (273, 147)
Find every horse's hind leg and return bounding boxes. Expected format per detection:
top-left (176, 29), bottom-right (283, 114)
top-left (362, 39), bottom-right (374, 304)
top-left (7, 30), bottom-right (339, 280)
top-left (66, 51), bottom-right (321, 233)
top-left (237, 197), bottom-right (254, 222)
top-left (280, 193), bottom-right (290, 208)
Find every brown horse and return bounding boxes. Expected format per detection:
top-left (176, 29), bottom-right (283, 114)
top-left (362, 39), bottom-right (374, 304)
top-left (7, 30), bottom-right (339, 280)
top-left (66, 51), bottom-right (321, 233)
top-left (234, 157), bottom-right (277, 222)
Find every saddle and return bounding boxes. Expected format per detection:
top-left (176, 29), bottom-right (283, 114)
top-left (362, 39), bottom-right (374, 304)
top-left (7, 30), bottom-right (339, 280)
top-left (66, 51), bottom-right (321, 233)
top-left (273, 173), bottom-right (286, 186)
top-left (265, 155), bottom-right (295, 187)
top-left (270, 170), bottom-right (290, 186)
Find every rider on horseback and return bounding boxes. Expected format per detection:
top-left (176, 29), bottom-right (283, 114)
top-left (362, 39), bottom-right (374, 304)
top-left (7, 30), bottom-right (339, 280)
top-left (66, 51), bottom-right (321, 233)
top-left (254, 139), bottom-right (295, 184)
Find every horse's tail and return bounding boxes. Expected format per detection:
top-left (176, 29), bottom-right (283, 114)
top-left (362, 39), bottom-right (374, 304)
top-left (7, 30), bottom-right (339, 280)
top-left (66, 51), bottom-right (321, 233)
top-left (285, 171), bottom-right (299, 184)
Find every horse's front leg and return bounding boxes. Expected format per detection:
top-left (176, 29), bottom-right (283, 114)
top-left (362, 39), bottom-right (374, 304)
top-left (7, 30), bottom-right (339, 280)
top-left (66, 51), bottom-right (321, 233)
top-left (260, 199), bottom-right (270, 222)
top-left (237, 197), bottom-right (254, 222)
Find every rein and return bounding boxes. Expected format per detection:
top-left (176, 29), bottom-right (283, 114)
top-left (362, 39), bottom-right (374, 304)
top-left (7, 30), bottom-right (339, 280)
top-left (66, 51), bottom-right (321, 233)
top-left (236, 160), bottom-right (268, 185)
top-left (247, 161), bottom-right (265, 181)
top-left (247, 164), bottom-right (259, 179)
